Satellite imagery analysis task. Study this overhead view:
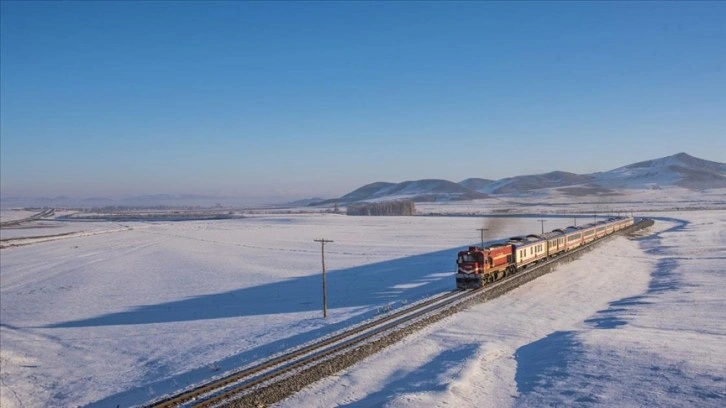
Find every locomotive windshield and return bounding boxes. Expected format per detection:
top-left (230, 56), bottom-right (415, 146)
top-left (458, 254), bottom-right (478, 263)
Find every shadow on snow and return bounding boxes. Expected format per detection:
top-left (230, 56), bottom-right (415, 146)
top-left (44, 242), bottom-right (486, 329)
top-left (584, 217), bottom-right (689, 329)
top-left (76, 242), bottom-right (488, 407)
top-left (339, 343), bottom-right (481, 408)
top-left (514, 216), bottom-right (695, 403)
top-left (514, 331), bottom-right (583, 395)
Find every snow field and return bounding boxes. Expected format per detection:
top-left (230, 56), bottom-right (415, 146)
top-left (2, 210), bottom-right (724, 407)
top-left (0, 214), bottom-right (573, 407)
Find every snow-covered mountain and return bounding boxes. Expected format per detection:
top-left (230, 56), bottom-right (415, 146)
top-left (476, 171), bottom-right (593, 195)
top-left (328, 153), bottom-right (726, 204)
top-left (589, 152), bottom-right (726, 190)
top-left (458, 178), bottom-right (495, 191)
top-left (332, 179), bottom-right (488, 203)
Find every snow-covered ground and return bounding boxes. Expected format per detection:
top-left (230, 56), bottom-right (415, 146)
top-left (1, 206), bottom-right (724, 407)
top-left (279, 211), bottom-right (726, 407)
top-left (0, 210), bottom-right (38, 223)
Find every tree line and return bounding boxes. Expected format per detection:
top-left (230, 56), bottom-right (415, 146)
top-left (346, 200), bottom-right (416, 216)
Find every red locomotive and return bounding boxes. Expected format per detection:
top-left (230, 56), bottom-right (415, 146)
top-left (456, 244), bottom-right (515, 289)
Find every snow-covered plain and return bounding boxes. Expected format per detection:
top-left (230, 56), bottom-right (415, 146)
top-left (1, 205), bottom-right (724, 407)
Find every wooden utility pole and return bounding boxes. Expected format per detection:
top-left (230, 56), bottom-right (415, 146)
top-left (537, 219), bottom-right (546, 235)
top-left (314, 239), bottom-right (334, 318)
top-left (476, 228), bottom-right (488, 249)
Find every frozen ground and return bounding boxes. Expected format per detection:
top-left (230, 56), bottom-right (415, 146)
top-left (0, 205), bottom-right (724, 407)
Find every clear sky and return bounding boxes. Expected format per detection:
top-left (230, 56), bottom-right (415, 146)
top-left (1, 1), bottom-right (724, 201)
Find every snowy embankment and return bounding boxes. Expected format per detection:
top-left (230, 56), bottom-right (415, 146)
top-left (277, 211), bottom-right (726, 407)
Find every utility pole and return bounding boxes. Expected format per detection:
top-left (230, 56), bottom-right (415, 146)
top-left (476, 228), bottom-right (488, 249)
top-left (314, 239), bottom-right (334, 318)
top-left (537, 219), bottom-right (546, 235)
top-left (574, 216), bottom-right (577, 226)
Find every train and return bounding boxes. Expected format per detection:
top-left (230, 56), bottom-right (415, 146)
top-left (455, 216), bottom-right (635, 289)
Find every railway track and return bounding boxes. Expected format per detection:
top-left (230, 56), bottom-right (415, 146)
top-left (146, 218), bottom-right (654, 408)
top-left (147, 288), bottom-right (479, 408)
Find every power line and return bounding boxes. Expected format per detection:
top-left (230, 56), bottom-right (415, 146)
top-left (476, 228), bottom-right (488, 249)
top-left (314, 239), bottom-right (334, 318)
top-left (536, 219), bottom-right (546, 235)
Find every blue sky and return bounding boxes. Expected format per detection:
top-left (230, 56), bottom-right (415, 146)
top-left (1, 1), bottom-right (724, 201)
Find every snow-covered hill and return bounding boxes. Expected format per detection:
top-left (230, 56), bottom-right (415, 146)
top-left (590, 152), bottom-right (726, 190)
top-left (329, 153), bottom-right (726, 203)
top-left (476, 171), bottom-right (593, 195)
top-left (331, 179), bottom-right (488, 203)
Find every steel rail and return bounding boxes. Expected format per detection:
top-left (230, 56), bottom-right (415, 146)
top-left (192, 289), bottom-right (481, 407)
top-left (147, 290), bottom-right (469, 408)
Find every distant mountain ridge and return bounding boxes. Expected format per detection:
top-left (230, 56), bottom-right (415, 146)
top-left (321, 153), bottom-right (726, 204)
top-left (3, 153), bottom-right (724, 209)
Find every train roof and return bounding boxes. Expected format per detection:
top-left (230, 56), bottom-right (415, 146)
top-left (460, 242), bottom-right (513, 253)
top-left (541, 230), bottom-right (565, 239)
top-left (507, 235), bottom-right (543, 245)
